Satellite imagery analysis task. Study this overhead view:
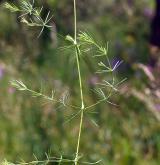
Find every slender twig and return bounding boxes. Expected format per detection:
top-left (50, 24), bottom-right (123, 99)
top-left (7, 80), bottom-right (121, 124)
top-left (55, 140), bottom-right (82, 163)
top-left (73, 0), bottom-right (85, 164)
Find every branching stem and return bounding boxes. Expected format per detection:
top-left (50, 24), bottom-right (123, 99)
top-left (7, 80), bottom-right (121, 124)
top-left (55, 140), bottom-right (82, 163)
top-left (73, 0), bottom-right (85, 164)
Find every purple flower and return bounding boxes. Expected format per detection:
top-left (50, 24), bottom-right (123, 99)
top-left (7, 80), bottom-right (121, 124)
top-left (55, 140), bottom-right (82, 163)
top-left (155, 104), bottom-right (160, 111)
top-left (112, 60), bottom-right (123, 71)
top-left (0, 65), bottom-right (5, 79)
top-left (111, 58), bottom-right (123, 71)
top-left (8, 87), bottom-right (15, 94)
top-left (143, 8), bottom-right (153, 19)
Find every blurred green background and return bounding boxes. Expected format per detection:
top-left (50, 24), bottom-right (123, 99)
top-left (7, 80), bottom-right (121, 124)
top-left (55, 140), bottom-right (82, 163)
top-left (0, 0), bottom-right (160, 164)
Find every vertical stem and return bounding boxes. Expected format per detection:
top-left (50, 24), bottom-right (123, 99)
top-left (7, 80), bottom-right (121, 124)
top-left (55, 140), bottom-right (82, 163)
top-left (74, 46), bottom-right (84, 165)
top-left (73, 0), bottom-right (85, 164)
top-left (74, 0), bottom-right (77, 43)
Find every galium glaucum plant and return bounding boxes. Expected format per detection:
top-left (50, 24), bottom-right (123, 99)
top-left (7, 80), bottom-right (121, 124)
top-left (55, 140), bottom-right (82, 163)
top-left (4, 0), bottom-right (53, 37)
top-left (5, 0), bottom-right (125, 164)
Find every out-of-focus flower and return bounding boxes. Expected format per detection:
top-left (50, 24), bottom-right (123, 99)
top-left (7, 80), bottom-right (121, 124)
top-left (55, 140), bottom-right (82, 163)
top-left (8, 87), bottom-right (15, 94)
top-left (136, 64), bottom-right (155, 81)
top-left (88, 76), bottom-right (99, 86)
top-left (155, 104), bottom-right (160, 111)
top-left (0, 63), bottom-right (5, 79)
top-left (143, 7), bottom-right (154, 19)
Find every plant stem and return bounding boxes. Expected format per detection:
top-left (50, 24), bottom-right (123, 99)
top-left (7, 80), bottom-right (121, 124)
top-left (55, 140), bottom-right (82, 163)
top-left (73, 0), bottom-right (85, 164)
top-left (74, 0), bottom-right (77, 44)
top-left (74, 45), bottom-right (85, 165)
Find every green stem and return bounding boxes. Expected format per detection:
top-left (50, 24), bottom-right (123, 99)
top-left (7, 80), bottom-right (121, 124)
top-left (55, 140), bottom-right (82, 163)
top-left (74, 46), bottom-right (85, 165)
top-left (74, 0), bottom-right (77, 44)
top-left (73, 0), bottom-right (85, 164)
